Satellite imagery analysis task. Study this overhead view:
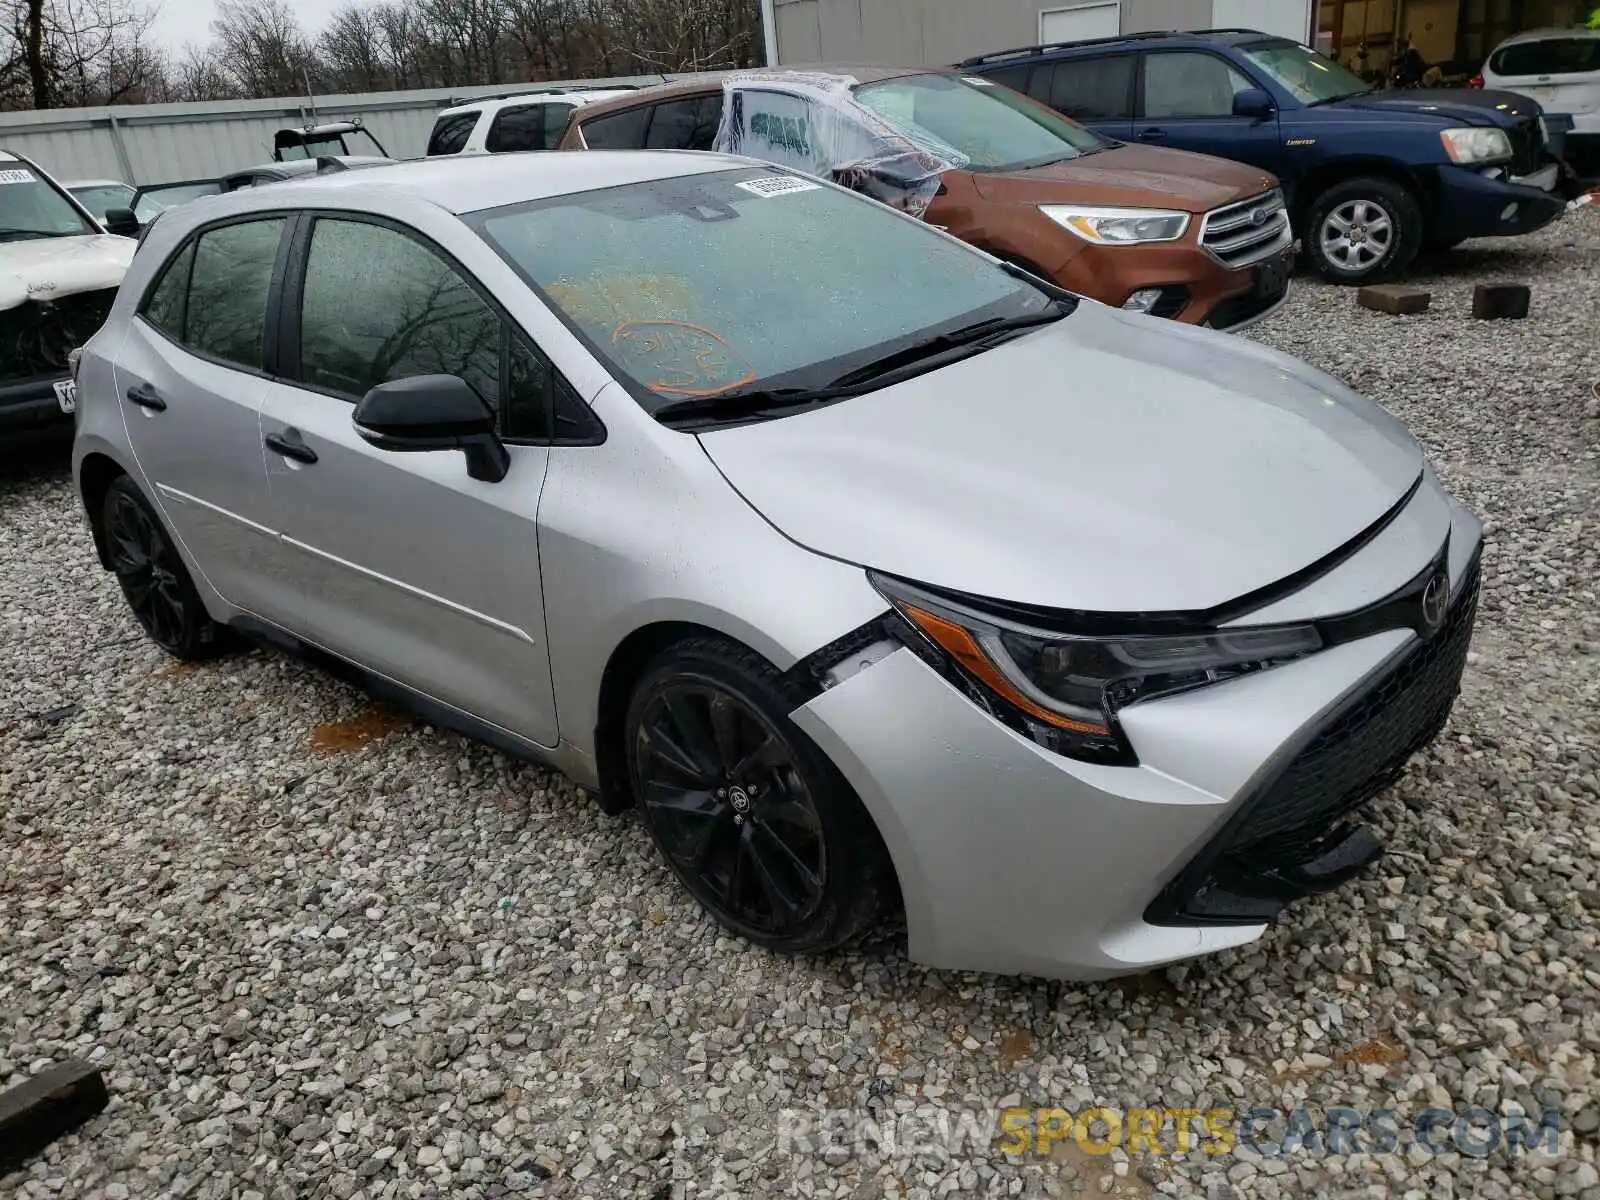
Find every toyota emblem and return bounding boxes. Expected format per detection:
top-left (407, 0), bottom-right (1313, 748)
top-left (1419, 571), bottom-right (1448, 634)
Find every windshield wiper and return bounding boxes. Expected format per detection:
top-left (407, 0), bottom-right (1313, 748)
top-left (1305, 86), bottom-right (1376, 107)
top-left (819, 300), bottom-right (1074, 392)
top-left (653, 299), bottom-right (1074, 428)
top-left (0, 229), bottom-right (75, 242)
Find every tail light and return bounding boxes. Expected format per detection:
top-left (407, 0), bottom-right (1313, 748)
top-left (1468, 74), bottom-right (1484, 89)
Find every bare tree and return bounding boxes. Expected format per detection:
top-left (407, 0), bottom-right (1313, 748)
top-left (1, 0), bottom-right (165, 109)
top-left (210, 0), bottom-right (314, 98)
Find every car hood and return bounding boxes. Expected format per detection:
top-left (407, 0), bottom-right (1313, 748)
top-left (698, 304), bottom-right (1424, 613)
top-left (969, 143), bottom-right (1275, 212)
top-left (1325, 87), bottom-right (1541, 126)
top-left (0, 234), bottom-right (135, 312)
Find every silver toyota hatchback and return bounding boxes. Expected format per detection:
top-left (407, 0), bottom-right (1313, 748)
top-left (71, 152), bottom-right (1482, 980)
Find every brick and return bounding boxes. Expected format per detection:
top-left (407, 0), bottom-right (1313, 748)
top-left (1357, 285), bottom-right (1431, 315)
top-left (0, 1061), bottom-right (109, 1175)
top-left (1471, 283), bottom-right (1530, 320)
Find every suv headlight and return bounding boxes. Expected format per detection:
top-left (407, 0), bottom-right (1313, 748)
top-left (873, 574), bottom-right (1322, 765)
top-left (1439, 127), bottom-right (1512, 164)
top-left (1040, 205), bottom-right (1191, 245)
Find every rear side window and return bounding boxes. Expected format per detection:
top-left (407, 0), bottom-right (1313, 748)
top-left (182, 219), bottom-right (285, 370)
top-left (1490, 38), bottom-right (1600, 77)
top-left (1043, 56), bottom-right (1135, 119)
top-left (580, 107), bottom-right (651, 149)
top-left (141, 241), bottom-right (195, 340)
top-left (543, 102), bottom-right (577, 146)
top-left (644, 96), bottom-right (723, 150)
top-left (428, 111), bottom-right (478, 155)
top-left (486, 103), bottom-right (570, 152)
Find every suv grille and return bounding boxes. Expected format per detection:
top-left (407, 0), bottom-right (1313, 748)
top-left (1200, 189), bottom-right (1291, 268)
top-left (1507, 115), bottom-right (1547, 176)
top-left (0, 289), bottom-right (116, 387)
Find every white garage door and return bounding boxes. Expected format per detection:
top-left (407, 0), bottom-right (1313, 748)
top-left (1039, 1), bottom-right (1120, 44)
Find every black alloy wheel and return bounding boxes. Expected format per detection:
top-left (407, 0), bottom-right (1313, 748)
top-left (625, 638), bottom-right (890, 953)
top-left (102, 476), bottom-right (224, 659)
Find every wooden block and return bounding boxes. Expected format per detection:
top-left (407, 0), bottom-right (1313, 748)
top-left (1357, 285), bottom-right (1431, 315)
top-left (1471, 283), bottom-right (1530, 320)
top-left (0, 1061), bottom-right (109, 1175)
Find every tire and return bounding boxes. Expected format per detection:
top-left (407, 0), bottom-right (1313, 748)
top-left (624, 636), bottom-right (892, 954)
top-left (1305, 177), bottom-right (1423, 284)
top-left (102, 475), bottom-right (227, 660)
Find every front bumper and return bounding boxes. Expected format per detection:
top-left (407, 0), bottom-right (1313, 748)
top-left (0, 375), bottom-right (72, 442)
top-left (1429, 162), bottom-right (1569, 242)
top-left (791, 482), bottom-right (1482, 980)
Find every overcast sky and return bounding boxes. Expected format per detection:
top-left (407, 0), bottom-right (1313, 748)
top-left (150, 0), bottom-right (345, 52)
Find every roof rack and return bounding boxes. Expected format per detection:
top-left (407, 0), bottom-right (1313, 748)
top-left (443, 82), bottom-right (640, 108)
top-left (955, 27), bottom-right (1271, 68)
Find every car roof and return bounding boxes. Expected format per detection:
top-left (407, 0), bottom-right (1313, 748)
top-left (1493, 26), bottom-right (1600, 47)
top-left (567, 65), bottom-right (935, 123)
top-left (956, 28), bottom-right (1283, 67)
top-left (198, 150), bottom-right (757, 216)
top-left (437, 88), bottom-right (637, 117)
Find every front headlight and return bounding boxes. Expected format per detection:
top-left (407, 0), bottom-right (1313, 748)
top-left (1439, 127), bottom-right (1513, 164)
top-left (873, 574), bottom-right (1322, 765)
top-left (1040, 204), bottom-right (1191, 245)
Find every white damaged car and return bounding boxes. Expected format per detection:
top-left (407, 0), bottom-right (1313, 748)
top-left (2, 148), bottom-right (135, 442)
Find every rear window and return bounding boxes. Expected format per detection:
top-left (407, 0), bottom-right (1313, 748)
top-left (485, 102), bottom-right (574, 152)
top-left (428, 111), bottom-right (478, 155)
top-left (1490, 38), bottom-right (1600, 77)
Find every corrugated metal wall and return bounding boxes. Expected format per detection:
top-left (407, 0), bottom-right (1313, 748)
top-left (0, 75), bottom-right (669, 185)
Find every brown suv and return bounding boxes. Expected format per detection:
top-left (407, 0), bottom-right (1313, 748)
top-left (558, 68), bottom-right (1293, 330)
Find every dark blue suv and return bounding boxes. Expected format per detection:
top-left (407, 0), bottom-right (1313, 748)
top-left (961, 30), bottom-right (1571, 284)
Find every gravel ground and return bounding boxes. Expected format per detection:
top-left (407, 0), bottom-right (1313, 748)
top-left (3, 208), bottom-right (1598, 1200)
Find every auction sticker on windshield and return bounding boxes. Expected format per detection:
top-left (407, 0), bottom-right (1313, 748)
top-left (0, 169), bottom-right (36, 185)
top-left (735, 176), bottom-right (821, 198)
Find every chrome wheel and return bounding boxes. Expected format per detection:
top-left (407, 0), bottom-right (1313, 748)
top-left (631, 680), bottom-right (826, 936)
top-left (1320, 198), bottom-right (1394, 272)
top-left (105, 489), bottom-right (193, 651)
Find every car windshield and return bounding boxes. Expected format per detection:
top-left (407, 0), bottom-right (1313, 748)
top-left (0, 165), bottom-right (98, 240)
top-left (1239, 40), bottom-right (1373, 104)
top-left (70, 184), bottom-right (135, 221)
top-left (854, 73), bottom-right (1106, 172)
top-left (133, 181), bottom-right (225, 223)
top-left (472, 166), bottom-right (1055, 413)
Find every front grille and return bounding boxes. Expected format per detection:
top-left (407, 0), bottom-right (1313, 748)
top-left (1148, 551), bottom-right (1480, 926)
top-left (1200, 189), bottom-right (1292, 268)
top-left (0, 289), bottom-right (115, 387)
top-left (1507, 116), bottom-right (1546, 176)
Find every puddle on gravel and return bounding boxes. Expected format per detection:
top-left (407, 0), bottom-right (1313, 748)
top-left (308, 705), bottom-right (413, 754)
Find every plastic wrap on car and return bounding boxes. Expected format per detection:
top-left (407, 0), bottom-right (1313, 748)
top-left (711, 71), bottom-right (961, 221)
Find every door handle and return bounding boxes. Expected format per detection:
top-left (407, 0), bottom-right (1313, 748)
top-left (1137, 127), bottom-right (1167, 140)
top-left (264, 428), bottom-right (318, 465)
top-left (125, 382), bottom-right (166, 411)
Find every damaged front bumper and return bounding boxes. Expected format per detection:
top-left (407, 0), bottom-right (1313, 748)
top-left (1, 289), bottom-right (114, 440)
top-left (789, 489), bottom-right (1482, 981)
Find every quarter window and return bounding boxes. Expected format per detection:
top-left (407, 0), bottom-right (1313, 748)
top-left (428, 111), bottom-right (479, 155)
top-left (183, 218), bottom-right (285, 370)
top-left (1142, 53), bottom-right (1254, 119)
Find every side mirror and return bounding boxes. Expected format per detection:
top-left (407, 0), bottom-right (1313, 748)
top-left (103, 207), bottom-right (141, 238)
top-left (353, 374), bottom-right (510, 483)
top-left (1233, 88), bottom-right (1275, 120)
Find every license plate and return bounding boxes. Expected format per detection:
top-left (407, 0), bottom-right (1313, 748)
top-left (1255, 251), bottom-right (1291, 300)
top-left (53, 380), bottom-right (76, 413)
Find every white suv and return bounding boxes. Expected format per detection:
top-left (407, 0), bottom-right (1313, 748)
top-left (425, 88), bottom-right (638, 156)
top-left (1483, 27), bottom-right (1600, 172)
